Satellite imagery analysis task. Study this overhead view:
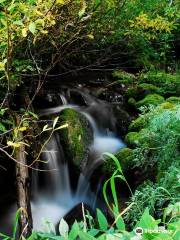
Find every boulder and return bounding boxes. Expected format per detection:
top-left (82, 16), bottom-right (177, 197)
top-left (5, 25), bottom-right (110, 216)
top-left (59, 109), bottom-right (93, 170)
top-left (136, 94), bottom-right (165, 108)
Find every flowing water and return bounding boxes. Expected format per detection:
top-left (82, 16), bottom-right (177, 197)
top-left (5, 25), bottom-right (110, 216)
top-left (0, 90), bottom-right (125, 232)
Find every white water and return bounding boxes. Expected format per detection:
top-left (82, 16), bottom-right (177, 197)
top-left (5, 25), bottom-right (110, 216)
top-left (30, 100), bottom-right (125, 231)
top-left (0, 93), bottom-right (125, 233)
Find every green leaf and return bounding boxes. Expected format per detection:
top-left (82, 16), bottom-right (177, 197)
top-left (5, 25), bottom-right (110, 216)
top-left (103, 152), bottom-right (123, 174)
top-left (78, 231), bottom-right (96, 240)
top-left (97, 208), bottom-right (108, 231)
top-left (136, 208), bottom-right (160, 230)
top-left (0, 122), bottom-right (6, 132)
top-left (88, 228), bottom-right (100, 237)
top-left (115, 214), bottom-right (125, 231)
top-left (29, 22), bottom-right (36, 34)
top-left (13, 208), bottom-right (22, 239)
top-left (69, 221), bottom-right (79, 240)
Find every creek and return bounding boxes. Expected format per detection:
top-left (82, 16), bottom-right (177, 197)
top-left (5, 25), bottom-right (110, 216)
top-left (0, 76), bottom-right (129, 233)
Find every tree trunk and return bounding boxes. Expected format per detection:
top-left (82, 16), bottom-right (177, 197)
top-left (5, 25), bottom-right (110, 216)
top-left (15, 116), bottom-right (32, 238)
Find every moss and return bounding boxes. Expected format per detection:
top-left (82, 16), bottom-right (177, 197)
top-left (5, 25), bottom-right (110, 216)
top-left (102, 148), bottom-right (133, 175)
top-left (166, 97), bottom-right (180, 104)
top-left (139, 70), bottom-right (180, 96)
top-left (159, 102), bottom-right (175, 110)
top-left (112, 70), bottom-right (136, 83)
top-left (125, 129), bottom-right (152, 147)
top-left (138, 83), bottom-right (161, 94)
top-left (136, 94), bottom-right (165, 108)
top-left (128, 97), bottom-right (136, 106)
top-left (126, 87), bottom-right (138, 98)
top-left (60, 109), bottom-right (91, 167)
top-left (125, 132), bottom-right (141, 146)
top-left (115, 148), bottom-right (134, 169)
top-left (129, 115), bottom-right (148, 131)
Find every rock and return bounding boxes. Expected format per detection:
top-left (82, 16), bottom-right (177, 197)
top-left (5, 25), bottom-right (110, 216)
top-left (64, 203), bottom-right (94, 226)
top-left (129, 115), bottom-right (148, 131)
top-left (138, 70), bottom-right (180, 96)
top-left (59, 109), bottom-right (93, 170)
top-left (125, 129), bottom-right (151, 147)
top-left (159, 102), bottom-right (175, 109)
top-left (125, 132), bottom-right (140, 146)
top-left (136, 94), bottom-right (165, 108)
top-left (126, 87), bottom-right (139, 98)
top-left (138, 83), bottom-right (161, 95)
top-left (113, 105), bottom-right (132, 136)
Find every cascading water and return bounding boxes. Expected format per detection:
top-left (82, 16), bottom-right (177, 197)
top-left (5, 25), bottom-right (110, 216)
top-left (0, 90), bottom-right (125, 233)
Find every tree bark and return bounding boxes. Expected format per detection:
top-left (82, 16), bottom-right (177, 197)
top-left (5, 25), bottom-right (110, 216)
top-left (15, 116), bottom-right (32, 238)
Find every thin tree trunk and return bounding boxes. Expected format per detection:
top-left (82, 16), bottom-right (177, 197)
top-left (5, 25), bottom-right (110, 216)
top-left (15, 116), bottom-right (32, 238)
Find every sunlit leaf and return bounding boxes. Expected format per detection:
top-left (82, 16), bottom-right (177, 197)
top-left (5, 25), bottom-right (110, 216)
top-left (29, 22), bottom-right (36, 34)
top-left (59, 218), bottom-right (69, 237)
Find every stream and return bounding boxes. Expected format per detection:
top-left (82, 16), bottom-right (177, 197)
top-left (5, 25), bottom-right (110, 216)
top-left (0, 79), bottom-right (128, 233)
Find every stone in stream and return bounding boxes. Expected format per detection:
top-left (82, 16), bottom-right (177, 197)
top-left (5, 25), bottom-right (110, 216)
top-left (59, 109), bottom-right (93, 170)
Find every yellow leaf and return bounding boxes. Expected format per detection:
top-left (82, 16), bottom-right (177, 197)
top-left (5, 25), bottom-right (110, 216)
top-left (0, 62), bottom-right (5, 71)
top-left (87, 34), bottom-right (94, 40)
top-left (55, 123), bottom-right (68, 130)
top-left (18, 127), bottom-right (27, 132)
top-left (56, 0), bottom-right (65, 4)
top-left (22, 28), bottom-right (28, 37)
top-left (7, 141), bottom-right (21, 148)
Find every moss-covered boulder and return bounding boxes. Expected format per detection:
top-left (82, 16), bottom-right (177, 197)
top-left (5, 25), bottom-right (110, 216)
top-left (102, 148), bottom-right (133, 175)
top-left (126, 87), bottom-right (139, 98)
top-left (158, 101), bottom-right (175, 110)
top-left (125, 132), bottom-right (140, 146)
top-left (136, 94), bottom-right (165, 108)
top-left (129, 115), bottom-right (148, 131)
top-left (138, 83), bottom-right (161, 94)
top-left (166, 97), bottom-right (180, 104)
top-left (138, 70), bottom-right (180, 96)
top-left (125, 129), bottom-right (153, 147)
top-left (59, 108), bottom-right (93, 169)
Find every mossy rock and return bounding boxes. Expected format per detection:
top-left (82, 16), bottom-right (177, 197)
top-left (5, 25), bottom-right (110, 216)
top-left (125, 129), bottom-right (152, 147)
top-left (136, 94), bottom-right (165, 108)
top-left (138, 83), bottom-right (161, 94)
top-left (60, 109), bottom-right (92, 169)
top-left (126, 87), bottom-right (139, 98)
top-left (138, 71), bottom-right (180, 96)
top-left (112, 70), bottom-right (136, 84)
top-left (159, 101), bottom-right (175, 110)
top-left (102, 148), bottom-right (133, 175)
top-left (125, 132), bottom-right (140, 146)
top-left (129, 115), bottom-right (148, 131)
top-left (166, 97), bottom-right (180, 104)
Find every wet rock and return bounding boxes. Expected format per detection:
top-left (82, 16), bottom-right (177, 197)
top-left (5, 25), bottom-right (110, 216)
top-left (98, 90), bottom-right (123, 104)
top-left (59, 109), bottom-right (93, 170)
top-left (64, 203), bottom-right (94, 226)
top-left (113, 105), bottom-right (131, 136)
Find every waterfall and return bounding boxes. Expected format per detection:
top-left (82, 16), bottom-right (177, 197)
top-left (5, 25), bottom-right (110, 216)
top-left (0, 90), bottom-right (125, 233)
